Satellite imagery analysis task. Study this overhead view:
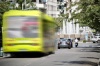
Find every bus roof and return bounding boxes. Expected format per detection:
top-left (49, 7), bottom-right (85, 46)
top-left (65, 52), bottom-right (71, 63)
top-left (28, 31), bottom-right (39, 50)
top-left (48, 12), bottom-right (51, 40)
top-left (3, 10), bottom-right (54, 22)
top-left (3, 10), bottom-right (42, 17)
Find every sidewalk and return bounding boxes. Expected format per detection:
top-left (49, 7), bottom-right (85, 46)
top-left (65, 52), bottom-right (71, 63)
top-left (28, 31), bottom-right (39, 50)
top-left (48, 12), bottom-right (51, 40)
top-left (73, 41), bottom-right (92, 44)
top-left (0, 57), bottom-right (3, 58)
top-left (78, 41), bottom-right (92, 43)
top-left (73, 40), bottom-right (100, 49)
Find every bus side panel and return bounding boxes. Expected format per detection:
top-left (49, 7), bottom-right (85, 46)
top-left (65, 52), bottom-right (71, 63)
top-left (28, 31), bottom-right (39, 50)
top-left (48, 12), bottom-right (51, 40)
top-left (42, 19), bottom-right (56, 53)
top-left (2, 11), bottom-right (46, 53)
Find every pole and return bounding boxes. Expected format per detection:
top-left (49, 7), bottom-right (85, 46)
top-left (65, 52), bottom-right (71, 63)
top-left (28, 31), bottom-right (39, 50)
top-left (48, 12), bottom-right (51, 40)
top-left (24, 0), bottom-right (26, 9)
top-left (22, 3), bottom-right (23, 10)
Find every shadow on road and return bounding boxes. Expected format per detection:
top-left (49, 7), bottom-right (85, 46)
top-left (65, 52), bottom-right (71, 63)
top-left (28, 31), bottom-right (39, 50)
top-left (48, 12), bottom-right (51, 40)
top-left (81, 57), bottom-right (99, 60)
top-left (68, 61), bottom-right (98, 66)
top-left (54, 60), bottom-right (98, 66)
top-left (79, 47), bottom-right (100, 53)
top-left (6, 52), bottom-right (52, 58)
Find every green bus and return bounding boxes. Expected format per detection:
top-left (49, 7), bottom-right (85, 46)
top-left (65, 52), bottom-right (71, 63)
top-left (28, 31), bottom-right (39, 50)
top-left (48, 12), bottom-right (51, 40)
top-left (2, 10), bottom-right (58, 57)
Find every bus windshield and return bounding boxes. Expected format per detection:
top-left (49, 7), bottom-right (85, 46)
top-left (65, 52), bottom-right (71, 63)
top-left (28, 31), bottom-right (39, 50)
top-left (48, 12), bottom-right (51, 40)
top-left (7, 16), bottom-right (39, 38)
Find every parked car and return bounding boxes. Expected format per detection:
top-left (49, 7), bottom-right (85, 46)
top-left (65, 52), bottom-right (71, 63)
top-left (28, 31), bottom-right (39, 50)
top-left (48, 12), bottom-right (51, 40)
top-left (91, 36), bottom-right (100, 43)
top-left (58, 38), bottom-right (71, 49)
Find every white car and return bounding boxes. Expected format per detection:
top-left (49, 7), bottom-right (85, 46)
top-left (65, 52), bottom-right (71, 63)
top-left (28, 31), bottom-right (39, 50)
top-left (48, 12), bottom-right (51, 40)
top-left (91, 36), bottom-right (100, 43)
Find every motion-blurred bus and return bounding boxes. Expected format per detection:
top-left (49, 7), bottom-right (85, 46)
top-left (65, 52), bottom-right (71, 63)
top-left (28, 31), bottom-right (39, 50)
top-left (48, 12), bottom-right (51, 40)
top-left (2, 10), bottom-right (57, 57)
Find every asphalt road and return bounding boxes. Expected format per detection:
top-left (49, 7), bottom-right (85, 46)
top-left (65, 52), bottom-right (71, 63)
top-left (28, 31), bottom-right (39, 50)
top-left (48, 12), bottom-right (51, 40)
top-left (0, 42), bottom-right (100, 66)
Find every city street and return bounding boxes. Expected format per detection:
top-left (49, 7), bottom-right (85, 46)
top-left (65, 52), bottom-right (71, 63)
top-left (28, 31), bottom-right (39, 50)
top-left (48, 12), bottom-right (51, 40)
top-left (0, 42), bottom-right (100, 66)
top-left (0, 0), bottom-right (100, 66)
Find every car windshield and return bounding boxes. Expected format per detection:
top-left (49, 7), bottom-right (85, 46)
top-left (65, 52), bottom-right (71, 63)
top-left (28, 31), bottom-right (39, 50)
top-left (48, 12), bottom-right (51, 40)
top-left (60, 39), bottom-right (67, 41)
top-left (62, 39), bottom-right (66, 41)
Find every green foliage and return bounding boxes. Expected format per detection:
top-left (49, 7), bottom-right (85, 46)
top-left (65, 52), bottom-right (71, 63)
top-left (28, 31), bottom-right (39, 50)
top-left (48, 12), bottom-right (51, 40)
top-left (83, 40), bottom-right (86, 43)
top-left (54, 17), bottom-right (63, 26)
top-left (69, 0), bottom-right (100, 32)
top-left (0, 1), bottom-right (11, 26)
top-left (0, 0), bottom-right (37, 26)
top-left (55, 14), bottom-right (69, 28)
top-left (16, 0), bottom-right (37, 10)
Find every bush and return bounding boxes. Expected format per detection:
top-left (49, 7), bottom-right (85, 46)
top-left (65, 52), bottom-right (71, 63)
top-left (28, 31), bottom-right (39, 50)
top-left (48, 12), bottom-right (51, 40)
top-left (83, 40), bottom-right (86, 43)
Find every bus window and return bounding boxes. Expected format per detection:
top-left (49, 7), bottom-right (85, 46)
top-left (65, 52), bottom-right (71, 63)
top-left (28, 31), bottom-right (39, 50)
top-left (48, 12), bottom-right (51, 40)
top-left (7, 16), bottom-right (39, 38)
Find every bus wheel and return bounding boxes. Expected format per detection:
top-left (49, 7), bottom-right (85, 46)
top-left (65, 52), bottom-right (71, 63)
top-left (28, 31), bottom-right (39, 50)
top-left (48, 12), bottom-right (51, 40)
top-left (10, 53), bottom-right (16, 58)
top-left (49, 51), bottom-right (55, 54)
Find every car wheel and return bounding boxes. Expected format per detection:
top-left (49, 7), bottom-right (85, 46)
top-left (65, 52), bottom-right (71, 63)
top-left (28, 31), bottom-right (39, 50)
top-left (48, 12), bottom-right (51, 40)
top-left (58, 47), bottom-right (60, 49)
top-left (68, 47), bottom-right (71, 49)
top-left (93, 42), bottom-right (95, 43)
top-left (71, 44), bottom-right (73, 48)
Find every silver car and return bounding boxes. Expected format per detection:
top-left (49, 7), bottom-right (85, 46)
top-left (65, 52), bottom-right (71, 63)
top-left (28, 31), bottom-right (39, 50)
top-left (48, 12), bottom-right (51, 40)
top-left (58, 38), bottom-right (71, 49)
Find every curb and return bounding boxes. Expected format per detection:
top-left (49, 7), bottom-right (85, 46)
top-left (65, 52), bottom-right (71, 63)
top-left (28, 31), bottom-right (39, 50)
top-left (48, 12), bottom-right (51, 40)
top-left (79, 42), bottom-right (92, 43)
top-left (73, 42), bottom-right (92, 43)
top-left (0, 57), bottom-right (3, 58)
top-left (98, 58), bottom-right (100, 66)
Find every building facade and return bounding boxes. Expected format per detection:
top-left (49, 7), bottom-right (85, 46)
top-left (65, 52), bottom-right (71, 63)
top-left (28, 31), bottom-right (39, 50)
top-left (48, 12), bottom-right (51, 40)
top-left (58, 0), bottom-right (92, 40)
top-left (56, 0), bottom-right (80, 39)
top-left (46, 0), bottom-right (58, 17)
top-left (6, 0), bottom-right (90, 39)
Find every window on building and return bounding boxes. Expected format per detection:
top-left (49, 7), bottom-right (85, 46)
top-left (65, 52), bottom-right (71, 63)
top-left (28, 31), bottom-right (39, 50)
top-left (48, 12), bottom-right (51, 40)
top-left (64, 2), bottom-right (67, 7)
top-left (51, 5), bottom-right (53, 11)
top-left (57, 0), bottom-right (63, 2)
top-left (39, 0), bottom-right (42, 3)
top-left (43, 0), bottom-right (47, 3)
top-left (51, 14), bottom-right (53, 16)
top-left (57, 0), bottom-right (59, 2)
top-left (70, 9), bottom-right (72, 13)
top-left (58, 5), bottom-right (62, 9)
top-left (53, 6), bottom-right (57, 11)
top-left (31, 0), bottom-right (36, 2)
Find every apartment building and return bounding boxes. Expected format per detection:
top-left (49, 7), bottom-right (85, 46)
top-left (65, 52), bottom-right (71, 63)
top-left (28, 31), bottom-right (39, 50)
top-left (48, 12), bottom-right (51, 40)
top-left (46, 0), bottom-right (58, 17)
top-left (57, 0), bottom-right (81, 39)
top-left (66, 0), bottom-right (80, 38)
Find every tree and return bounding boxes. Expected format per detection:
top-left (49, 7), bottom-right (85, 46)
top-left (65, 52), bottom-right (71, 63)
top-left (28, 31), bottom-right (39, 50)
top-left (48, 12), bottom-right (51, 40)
top-left (0, 1), bottom-right (11, 26)
top-left (16, 0), bottom-right (37, 10)
top-left (69, 0), bottom-right (100, 32)
top-left (54, 13), bottom-right (69, 32)
top-left (0, 0), bottom-right (37, 26)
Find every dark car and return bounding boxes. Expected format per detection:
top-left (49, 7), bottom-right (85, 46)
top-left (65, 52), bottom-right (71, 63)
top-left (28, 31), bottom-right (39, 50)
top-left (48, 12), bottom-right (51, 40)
top-left (58, 38), bottom-right (71, 49)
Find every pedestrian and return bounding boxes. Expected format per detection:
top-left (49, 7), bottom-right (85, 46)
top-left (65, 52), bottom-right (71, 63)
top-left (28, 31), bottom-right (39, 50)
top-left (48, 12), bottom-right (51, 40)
top-left (75, 38), bottom-right (78, 43)
top-left (75, 38), bottom-right (78, 47)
